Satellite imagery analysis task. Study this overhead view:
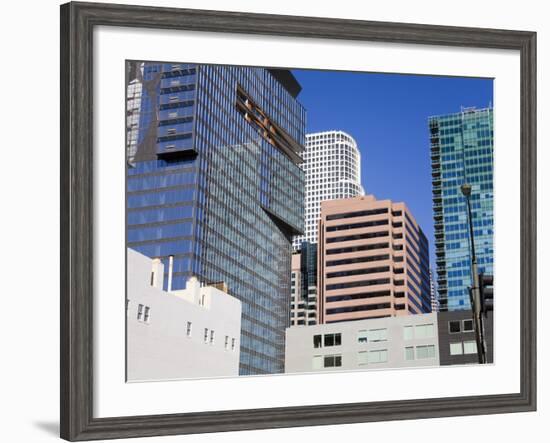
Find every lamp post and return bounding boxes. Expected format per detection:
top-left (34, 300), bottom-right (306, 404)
top-left (460, 183), bottom-right (486, 364)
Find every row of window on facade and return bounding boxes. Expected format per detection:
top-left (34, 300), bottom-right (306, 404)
top-left (449, 319), bottom-right (474, 333)
top-left (311, 345), bottom-right (436, 369)
top-left (311, 324), bottom-right (436, 349)
top-left (136, 304), bottom-right (151, 323)
top-left (193, 323), bottom-right (237, 351)
top-left (135, 305), bottom-right (236, 351)
top-left (291, 309), bottom-right (316, 316)
top-left (311, 339), bottom-right (476, 369)
top-left (306, 132), bottom-right (353, 141)
top-left (304, 139), bottom-right (356, 149)
top-left (308, 320), bottom-right (474, 349)
top-left (303, 163), bottom-right (357, 172)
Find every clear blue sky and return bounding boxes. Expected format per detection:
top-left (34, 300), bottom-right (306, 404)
top-left (291, 69), bottom-right (493, 269)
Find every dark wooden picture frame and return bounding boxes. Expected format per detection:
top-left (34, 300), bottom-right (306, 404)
top-left (60, 1), bottom-right (537, 441)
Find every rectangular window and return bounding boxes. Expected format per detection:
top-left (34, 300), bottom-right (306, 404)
top-left (416, 345), bottom-right (435, 359)
top-left (210, 330), bottom-right (215, 345)
top-left (137, 304), bottom-right (144, 321)
top-left (231, 338), bottom-right (236, 351)
top-left (143, 306), bottom-right (150, 323)
top-left (450, 342), bottom-right (463, 355)
top-left (323, 355), bottom-right (342, 368)
top-left (324, 333), bottom-right (342, 347)
top-left (449, 320), bottom-right (461, 333)
top-left (357, 351), bottom-right (368, 366)
top-left (415, 323), bottom-right (435, 339)
top-left (403, 325), bottom-right (414, 340)
top-left (224, 335), bottom-right (229, 350)
top-left (312, 355), bottom-right (323, 370)
top-left (463, 340), bottom-right (478, 354)
top-left (369, 349), bottom-right (388, 363)
top-left (359, 328), bottom-right (388, 343)
top-left (369, 328), bottom-right (387, 342)
top-left (203, 328), bottom-right (209, 344)
top-left (313, 334), bottom-right (322, 348)
top-left (186, 321), bottom-right (192, 337)
top-left (404, 347), bottom-right (415, 361)
top-left (463, 319), bottom-right (474, 332)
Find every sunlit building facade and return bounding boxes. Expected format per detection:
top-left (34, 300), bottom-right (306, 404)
top-left (125, 62), bottom-right (306, 375)
top-left (292, 130), bottom-right (364, 249)
top-left (285, 313), bottom-right (440, 373)
top-left (317, 195), bottom-right (431, 324)
top-left (429, 107), bottom-right (494, 311)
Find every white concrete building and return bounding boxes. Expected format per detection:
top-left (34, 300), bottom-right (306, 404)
top-left (127, 248), bottom-right (242, 381)
top-left (292, 130), bottom-right (364, 249)
top-left (285, 313), bottom-right (439, 373)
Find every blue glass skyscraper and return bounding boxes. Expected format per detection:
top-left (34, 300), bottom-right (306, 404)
top-left (126, 62), bottom-right (306, 375)
top-left (429, 107), bottom-right (493, 311)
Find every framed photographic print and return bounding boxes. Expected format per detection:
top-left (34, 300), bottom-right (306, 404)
top-left (60, 1), bottom-right (537, 441)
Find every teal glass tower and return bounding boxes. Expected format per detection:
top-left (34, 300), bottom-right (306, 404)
top-left (429, 107), bottom-right (493, 311)
top-left (126, 62), bottom-right (306, 375)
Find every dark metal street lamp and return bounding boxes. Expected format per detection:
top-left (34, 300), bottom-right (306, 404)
top-left (460, 183), bottom-right (486, 364)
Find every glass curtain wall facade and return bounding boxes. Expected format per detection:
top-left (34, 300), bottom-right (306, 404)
top-left (429, 107), bottom-right (494, 311)
top-left (126, 62), bottom-right (306, 375)
top-left (290, 242), bottom-right (318, 326)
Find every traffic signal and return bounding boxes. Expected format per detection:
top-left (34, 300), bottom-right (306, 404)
top-left (479, 273), bottom-right (494, 316)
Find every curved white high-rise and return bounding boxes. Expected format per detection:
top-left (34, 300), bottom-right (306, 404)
top-left (293, 130), bottom-right (365, 249)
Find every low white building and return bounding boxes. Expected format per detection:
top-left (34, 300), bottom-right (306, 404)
top-left (285, 313), bottom-right (440, 374)
top-left (127, 248), bottom-right (242, 381)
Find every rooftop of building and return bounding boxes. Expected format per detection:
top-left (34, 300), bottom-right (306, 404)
top-left (320, 194), bottom-right (402, 211)
top-left (428, 105), bottom-right (493, 120)
top-left (319, 194), bottom-right (427, 240)
top-left (286, 311), bottom-right (438, 333)
top-left (267, 69), bottom-right (302, 98)
top-left (305, 130), bottom-right (357, 142)
top-left (127, 248), bottom-right (240, 311)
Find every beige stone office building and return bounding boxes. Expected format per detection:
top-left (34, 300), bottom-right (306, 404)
top-left (317, 195), bottom-right (431, 324)
top-left (285, 313), bottom-right (440, 373)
